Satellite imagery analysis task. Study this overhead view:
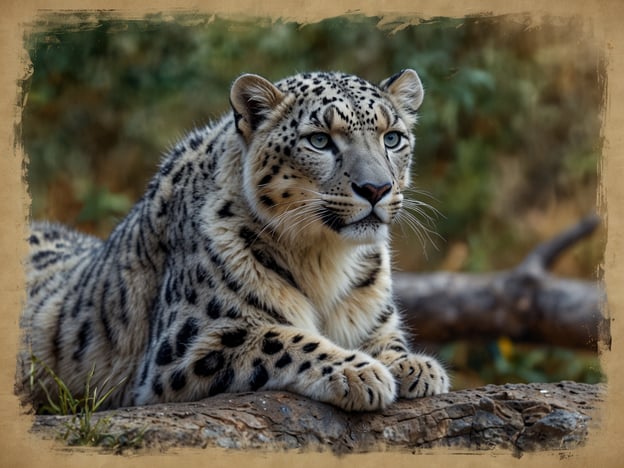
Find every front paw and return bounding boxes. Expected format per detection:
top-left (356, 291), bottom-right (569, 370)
top-left (307, 353), bottom-right (397, 411)
top-left (341, 358), bottom-right (397, 411)
top-left (388, 353), bottom-right (449, 398)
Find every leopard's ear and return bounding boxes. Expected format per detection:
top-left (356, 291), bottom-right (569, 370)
top-left (230, 74), bottom-right (285, 143)
top-left (379, 69), bottom-right (424, 121)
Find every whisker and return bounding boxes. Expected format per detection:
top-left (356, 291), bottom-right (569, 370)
top-left (402, 198), bottom-right (444, 221)
top-left (280, 211), bottom-right (322, 244)
top-left (256, 198), bottom-right (325, 244)
top-left (277, 206), bottom-right (325, 244)
top-left (395, 192), bottom-right (445, 255)
top-left (403, 187), bottom-right (442, 204)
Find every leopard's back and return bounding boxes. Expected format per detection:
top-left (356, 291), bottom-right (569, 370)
top-left (25, 222), bottom-right (102, 327)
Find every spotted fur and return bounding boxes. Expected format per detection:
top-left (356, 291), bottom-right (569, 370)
top-left (19, 70), bottom-right (449, 412)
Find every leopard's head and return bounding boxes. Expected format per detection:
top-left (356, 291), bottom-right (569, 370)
top-left (230, 70), bottom-right (423, 246)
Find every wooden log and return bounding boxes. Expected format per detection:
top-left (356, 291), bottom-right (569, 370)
top-left (394, 214), bottom-right (607, 350)
top-left (30, 381), bottom-right (603, 454)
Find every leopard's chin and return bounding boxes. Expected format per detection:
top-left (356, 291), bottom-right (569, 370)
top-left (340, 215), bottom-right (389, 244)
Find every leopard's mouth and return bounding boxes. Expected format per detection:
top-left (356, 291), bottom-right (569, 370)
top-left (320, 208), bottom-right (387, 234)
top-left (350, 212), bottom-right (385, 228)
top-left (341, 212), bottom-right (390, 244)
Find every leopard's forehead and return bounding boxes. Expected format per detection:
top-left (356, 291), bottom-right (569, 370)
top-left (275, 72), bottom-right (395, 131)
top-left (277, 71), bottom-right (378, 93)
top-left (276, 72), bottom-right (386, 106)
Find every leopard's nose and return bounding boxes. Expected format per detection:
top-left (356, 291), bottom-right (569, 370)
top-left (351, 182), bottom-right (392, 206)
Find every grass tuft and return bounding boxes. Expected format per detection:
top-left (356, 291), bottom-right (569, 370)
top-left (29, 355), bottom-right (144, 449)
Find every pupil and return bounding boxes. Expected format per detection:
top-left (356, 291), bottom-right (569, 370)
top-left (314, 134), bottom-right (326, 147)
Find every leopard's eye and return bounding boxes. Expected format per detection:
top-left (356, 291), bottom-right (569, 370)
top-left (308, 133), bottom-right (331, 150)
top-left (383, 131), bottom-right (402, 149)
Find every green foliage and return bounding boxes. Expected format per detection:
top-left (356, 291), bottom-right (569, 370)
top-left (29, 355), bottom-right (143, 449)
top-left (76, 186), bottom-right (133, 224)
top-left (440, 339), bottom-right (604, 389)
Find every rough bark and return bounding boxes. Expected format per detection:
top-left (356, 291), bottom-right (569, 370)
top-left (394, 214), bottom-right (607, 350)
top-left (30, 381), bottom-right (603, 454)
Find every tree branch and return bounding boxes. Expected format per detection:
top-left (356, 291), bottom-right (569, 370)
top-left (30, 381), bottom-right (603, 454)
top-left (394, 214), bottom-right (607, 350)
top-left (520, 213), bottom-right (601, 272)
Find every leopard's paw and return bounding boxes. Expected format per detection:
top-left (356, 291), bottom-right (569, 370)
top-left (308, 352), bottom-right (397, 411)
top-left (388, 353), bottom-right (449, 398)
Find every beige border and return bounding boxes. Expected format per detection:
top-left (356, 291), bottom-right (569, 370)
top-left (1, 0), bottom-right (622, 467)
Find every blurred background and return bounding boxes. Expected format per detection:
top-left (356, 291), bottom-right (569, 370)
top-left (22, 14), bottom-right (605, 389)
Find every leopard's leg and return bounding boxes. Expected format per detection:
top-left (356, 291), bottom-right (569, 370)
top-left (136, 322), bottom-right (397, 411)
top-left (359, 306), bottom-right (450, 398)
